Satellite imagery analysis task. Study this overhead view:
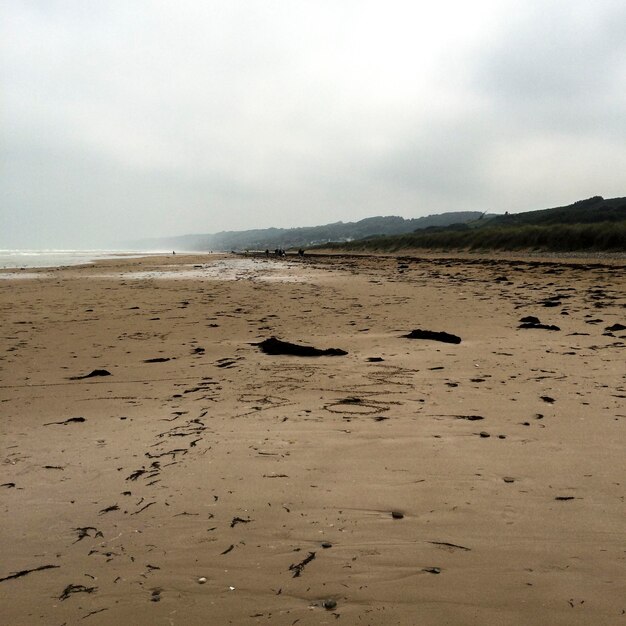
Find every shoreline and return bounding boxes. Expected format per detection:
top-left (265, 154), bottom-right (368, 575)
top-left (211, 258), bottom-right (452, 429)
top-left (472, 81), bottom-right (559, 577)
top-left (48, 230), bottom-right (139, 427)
top-left (1, 247), bottom-right (624, 278)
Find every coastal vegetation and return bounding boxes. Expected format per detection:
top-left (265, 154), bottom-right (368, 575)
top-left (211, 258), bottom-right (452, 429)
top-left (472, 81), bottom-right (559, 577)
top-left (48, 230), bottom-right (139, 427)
top-left (318, 196), bottom-right (626, 253)
top-left (323, 221), bottom-right (626, 253)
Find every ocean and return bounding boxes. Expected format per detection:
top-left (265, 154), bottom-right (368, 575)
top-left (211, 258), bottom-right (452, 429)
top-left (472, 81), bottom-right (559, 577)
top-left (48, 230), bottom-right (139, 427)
top-left (0, 250), bottom-right (161, 270)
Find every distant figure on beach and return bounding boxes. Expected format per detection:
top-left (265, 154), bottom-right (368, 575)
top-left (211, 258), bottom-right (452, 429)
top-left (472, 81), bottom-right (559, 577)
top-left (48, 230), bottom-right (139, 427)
top-left (172, 250), bottom-right (175, 255)
top-left (265, 249), bottom-right (270, 257)
top-left (298, 249), bottom-right (305, 257)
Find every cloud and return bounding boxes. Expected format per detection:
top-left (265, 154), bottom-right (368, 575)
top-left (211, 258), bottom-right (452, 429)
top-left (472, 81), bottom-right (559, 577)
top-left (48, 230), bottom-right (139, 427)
top-left (474, 1), bottom-right (626, 134)
top-left (1, 0), bottom-right (624, 247)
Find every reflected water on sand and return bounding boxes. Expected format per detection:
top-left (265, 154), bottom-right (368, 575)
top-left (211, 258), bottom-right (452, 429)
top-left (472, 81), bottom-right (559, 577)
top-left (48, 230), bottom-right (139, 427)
top-left (0, 272), bottom-right (52, 280)
top-left (0, 257), bottom-right (326, 283)
top-left (95, 258), bottom-right (316, 283)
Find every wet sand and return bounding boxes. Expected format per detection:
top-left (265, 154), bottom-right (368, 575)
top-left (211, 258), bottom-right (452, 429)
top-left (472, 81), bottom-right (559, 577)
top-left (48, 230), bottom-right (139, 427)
top-left (1, 252), bottom-right (624, 625)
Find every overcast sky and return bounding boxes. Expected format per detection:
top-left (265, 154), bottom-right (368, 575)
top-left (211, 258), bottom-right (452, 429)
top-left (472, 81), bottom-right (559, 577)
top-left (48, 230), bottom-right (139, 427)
top-left (2, 1), bottom-right (625, 248)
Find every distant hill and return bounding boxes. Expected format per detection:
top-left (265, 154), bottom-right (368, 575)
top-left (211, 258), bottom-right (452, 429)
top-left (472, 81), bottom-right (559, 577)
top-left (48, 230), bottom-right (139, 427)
top-left (321, 196), bottom-right (626, 253)
top-left (482, 196), bottom-right (626, 227)
top-left (127, 212), bottom-right (484, 251)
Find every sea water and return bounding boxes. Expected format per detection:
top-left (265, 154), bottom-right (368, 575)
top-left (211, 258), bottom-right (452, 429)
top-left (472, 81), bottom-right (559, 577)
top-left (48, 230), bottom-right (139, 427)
top-left (0, 250), bottom-right (161, 270)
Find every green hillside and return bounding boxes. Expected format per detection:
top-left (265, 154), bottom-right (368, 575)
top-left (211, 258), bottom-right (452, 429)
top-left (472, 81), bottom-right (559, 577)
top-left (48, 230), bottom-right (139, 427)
top-left (320, 196), bottom-right (626, 253)
top-left (483, 196), bottom-right (626, 227)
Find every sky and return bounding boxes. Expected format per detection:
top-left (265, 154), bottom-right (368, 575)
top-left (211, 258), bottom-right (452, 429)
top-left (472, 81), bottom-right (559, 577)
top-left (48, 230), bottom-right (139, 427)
top-left (1, 0), bottom-right (625, 248)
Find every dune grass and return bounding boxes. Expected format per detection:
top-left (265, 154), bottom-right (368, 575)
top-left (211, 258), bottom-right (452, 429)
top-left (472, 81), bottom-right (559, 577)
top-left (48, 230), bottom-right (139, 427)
top-left (321, 221), bottom-right (626, 253)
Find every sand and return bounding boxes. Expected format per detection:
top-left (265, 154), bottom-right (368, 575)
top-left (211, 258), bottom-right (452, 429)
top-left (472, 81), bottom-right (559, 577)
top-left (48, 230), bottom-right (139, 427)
top-left (1, 252), bottom-right (624, 625)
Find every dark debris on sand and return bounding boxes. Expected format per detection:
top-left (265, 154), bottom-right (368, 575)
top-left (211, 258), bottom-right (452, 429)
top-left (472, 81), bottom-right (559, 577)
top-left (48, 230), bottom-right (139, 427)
top-left (255, 337), bottom-right (347, 357)
top-left (44, 416), bottom-right (86, 426)
top-left (518, 316), bottom-right (560, 331)
top-left (0, 564), bottom-right (60, 583)
top-left (59, 584), bottom-right (97, 600)
top-left (289, 551), bottom-right (316, 577)
top-left (69, 369), bottom-right (111, 380)
top-left (403, 329), bottom-right (462, 344)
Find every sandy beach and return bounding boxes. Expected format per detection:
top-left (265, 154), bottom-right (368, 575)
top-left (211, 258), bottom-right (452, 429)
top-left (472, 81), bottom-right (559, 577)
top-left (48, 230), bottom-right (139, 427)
top-left (1, 251), bottom-right (624, 625)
